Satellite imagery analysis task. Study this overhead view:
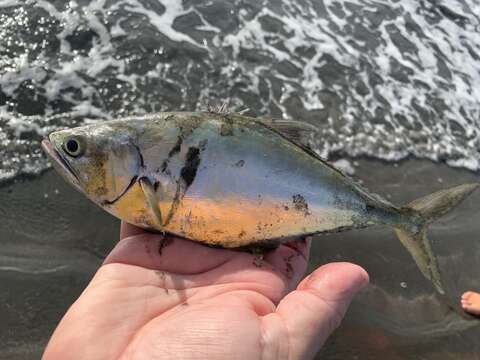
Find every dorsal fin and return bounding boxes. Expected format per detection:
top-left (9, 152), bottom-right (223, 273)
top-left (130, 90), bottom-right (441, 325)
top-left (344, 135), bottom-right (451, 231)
top-left (252, 116), bottom-right (388, 205)
top-left (255, 117), bottom-right (317, 144)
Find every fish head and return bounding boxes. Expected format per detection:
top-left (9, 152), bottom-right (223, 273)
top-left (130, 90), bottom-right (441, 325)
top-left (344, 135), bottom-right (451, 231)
top-left (42, 122), bottom-right (143, 205)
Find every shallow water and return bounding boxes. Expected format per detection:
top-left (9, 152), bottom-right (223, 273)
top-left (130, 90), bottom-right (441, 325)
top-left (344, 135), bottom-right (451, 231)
top-left (0, 0), bottom-right (480, 183)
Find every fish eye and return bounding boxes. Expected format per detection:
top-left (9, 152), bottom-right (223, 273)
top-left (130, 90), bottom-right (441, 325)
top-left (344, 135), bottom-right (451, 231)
top-left (62, 137), bottom-right (84, 157)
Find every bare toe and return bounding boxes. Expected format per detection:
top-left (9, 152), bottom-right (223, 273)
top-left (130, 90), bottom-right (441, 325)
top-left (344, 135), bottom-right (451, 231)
top-left (462, 291), bottom-right (475, 300)
top-left (462, 304), bottom-right (480, 316)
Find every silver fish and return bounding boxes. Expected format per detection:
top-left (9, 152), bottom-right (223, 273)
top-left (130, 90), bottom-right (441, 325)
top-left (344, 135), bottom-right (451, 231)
top-left (42, 111), bottom-right (479, 294)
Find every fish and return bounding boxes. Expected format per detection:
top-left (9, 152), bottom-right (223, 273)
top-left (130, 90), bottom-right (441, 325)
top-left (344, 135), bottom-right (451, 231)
top-left (42, 111), bottom-right (479, 294)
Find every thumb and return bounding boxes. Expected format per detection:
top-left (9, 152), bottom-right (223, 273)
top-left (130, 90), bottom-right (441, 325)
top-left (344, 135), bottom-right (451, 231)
top-left (275, 262), bottom-right (369, 360)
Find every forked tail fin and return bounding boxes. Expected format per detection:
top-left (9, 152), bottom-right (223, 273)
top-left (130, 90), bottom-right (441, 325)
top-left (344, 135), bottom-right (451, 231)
top-left (394, 183), bottom-right (479, 294)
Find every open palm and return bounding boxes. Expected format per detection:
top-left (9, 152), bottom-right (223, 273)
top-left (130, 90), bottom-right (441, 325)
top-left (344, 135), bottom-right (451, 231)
top-left (43, 222), bottom-right (368, 360)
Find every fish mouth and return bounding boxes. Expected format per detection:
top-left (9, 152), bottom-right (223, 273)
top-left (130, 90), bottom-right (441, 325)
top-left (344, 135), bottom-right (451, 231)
top-left (41, 138), bottom-right (83, 193)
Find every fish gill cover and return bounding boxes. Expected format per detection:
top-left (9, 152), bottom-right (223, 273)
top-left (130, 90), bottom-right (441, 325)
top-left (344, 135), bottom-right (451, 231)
top-left (0, 0), bottom-right (479, 182)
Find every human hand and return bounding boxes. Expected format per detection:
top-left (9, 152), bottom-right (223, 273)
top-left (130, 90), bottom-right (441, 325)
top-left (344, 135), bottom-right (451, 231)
top-left (43, 222), bottom-right (369, 360)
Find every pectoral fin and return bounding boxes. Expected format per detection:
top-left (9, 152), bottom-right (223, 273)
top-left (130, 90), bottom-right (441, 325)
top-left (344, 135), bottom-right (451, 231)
top-left (139, 177), bottom-right (163, 229)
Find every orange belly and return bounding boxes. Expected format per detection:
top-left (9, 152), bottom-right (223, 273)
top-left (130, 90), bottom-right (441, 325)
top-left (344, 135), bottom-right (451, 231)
top-left (106, 182), bottom-right (355, 247)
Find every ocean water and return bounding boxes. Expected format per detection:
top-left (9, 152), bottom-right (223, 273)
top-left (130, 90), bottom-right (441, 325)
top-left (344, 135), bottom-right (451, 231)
top-left (1, 0), bottom-right (479, 182)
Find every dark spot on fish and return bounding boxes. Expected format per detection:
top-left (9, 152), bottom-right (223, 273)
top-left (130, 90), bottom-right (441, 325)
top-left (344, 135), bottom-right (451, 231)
top-left (180, 147), bottom-right (201, 188)
top-left (160, 162), bottom-right (172, 176)
top-left (181, 301), bottom-right (189, 306)
top-left (160, 136), bottom-right (183, 174)
top-left (238, 230), bottom-right (246, 238)
top-left (160, 161), bottom-right (168, 173)
top-left (164, 142), bottom-right (205, 227)
top-left (234, 160), bottom-right (245, 167)
top-left (134, 145), bottom-right (145, 168)
top-left (168, 136), bottom-right (183, 157)
top-left (256, 223), bottom-right (265, 234)
top-left (154, 181), bottom-right (160, 191)
top-left (292, 194), bottom-right (310, 216)
top-left (366, 204), bottom-right (375, 212)
top-left (284, 205), bottom-right (289, 211)
top-left (212, 229), bottom-right (224, 234)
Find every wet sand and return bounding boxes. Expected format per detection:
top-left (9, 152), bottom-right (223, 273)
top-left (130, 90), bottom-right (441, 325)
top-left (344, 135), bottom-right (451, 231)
top-left (1, 158), bottom-right (479, 359)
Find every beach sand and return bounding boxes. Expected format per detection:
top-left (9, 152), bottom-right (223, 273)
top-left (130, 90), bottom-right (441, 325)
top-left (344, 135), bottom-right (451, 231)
top-left (1, 158), bottom-right (479, 359)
